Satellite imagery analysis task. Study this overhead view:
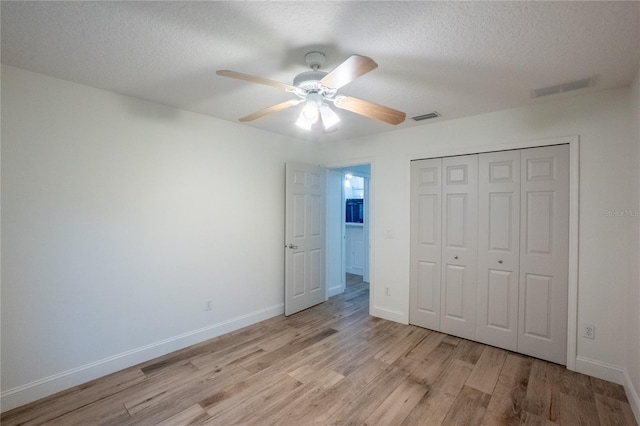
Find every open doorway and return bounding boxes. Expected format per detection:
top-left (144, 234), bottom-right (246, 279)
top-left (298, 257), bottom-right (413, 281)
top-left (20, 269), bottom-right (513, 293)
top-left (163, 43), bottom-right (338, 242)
top-left (326, 164), bottom-right (370, 305)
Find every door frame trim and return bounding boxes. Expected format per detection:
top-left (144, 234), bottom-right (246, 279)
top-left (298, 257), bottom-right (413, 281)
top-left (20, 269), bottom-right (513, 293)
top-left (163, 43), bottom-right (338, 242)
top-left (410, 135), bottom-right (579, 370)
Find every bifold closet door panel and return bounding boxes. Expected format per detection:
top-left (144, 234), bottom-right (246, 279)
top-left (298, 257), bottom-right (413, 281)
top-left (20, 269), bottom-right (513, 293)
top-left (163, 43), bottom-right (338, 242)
top-left (441, 154), bottom-right (478, 340)
top-left (476, 150), bottom-right (521, 351)
top-left (518, 145), bottom-right (569, 365)
top-left (410, 158), bottom-right (442, 330)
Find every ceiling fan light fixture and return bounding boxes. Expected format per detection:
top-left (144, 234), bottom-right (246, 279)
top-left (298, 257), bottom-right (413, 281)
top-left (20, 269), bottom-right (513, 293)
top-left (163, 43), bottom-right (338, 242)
top-left (301, 100), bottom-right (319, 122)
top-left (295, 112), bottom-right (314, 130)
top-left (296, 93), bottom-right (325, 131)
top-left (320, 103), bottom-right (340, 130)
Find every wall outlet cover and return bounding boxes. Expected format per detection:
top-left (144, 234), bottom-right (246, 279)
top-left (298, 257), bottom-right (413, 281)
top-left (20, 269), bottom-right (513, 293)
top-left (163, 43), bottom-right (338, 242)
top-left (582, 324), bottom-right (595, 339)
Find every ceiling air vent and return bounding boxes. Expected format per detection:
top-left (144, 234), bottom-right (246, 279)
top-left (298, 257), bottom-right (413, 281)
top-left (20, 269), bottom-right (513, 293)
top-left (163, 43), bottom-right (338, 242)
top-left (412, 112), bottom-right (440, 121)
top-left (531, 77), bottom-right (594, 99)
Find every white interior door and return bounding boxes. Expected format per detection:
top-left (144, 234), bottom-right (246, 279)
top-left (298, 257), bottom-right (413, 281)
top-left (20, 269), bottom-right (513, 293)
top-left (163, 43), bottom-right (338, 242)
top-left (285, 162), bottom-right (326, 316)
top-left (441, 155), bottom-right (478, 340)
top-left (476, 150), bottom-right (521, 350)
top-left (410, 158), bottom-right (442, 330)
top-left (518, 145), bottom-right (569, 364)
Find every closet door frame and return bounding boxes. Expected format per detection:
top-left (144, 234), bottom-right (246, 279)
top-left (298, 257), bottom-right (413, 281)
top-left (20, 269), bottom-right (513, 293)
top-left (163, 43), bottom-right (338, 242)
top-left (410, 135), bottom-right (579, 370)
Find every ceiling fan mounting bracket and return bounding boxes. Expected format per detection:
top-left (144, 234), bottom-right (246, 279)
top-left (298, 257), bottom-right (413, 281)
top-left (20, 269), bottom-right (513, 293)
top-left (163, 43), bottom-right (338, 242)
top-left (304, 51), bottom-right (326, 70)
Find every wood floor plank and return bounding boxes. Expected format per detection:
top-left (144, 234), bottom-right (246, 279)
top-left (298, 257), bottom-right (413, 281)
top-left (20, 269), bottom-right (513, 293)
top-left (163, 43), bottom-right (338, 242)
top-left (156, 403), bottom-right (207, 426)
top-left (3, 276), bottom-right (636, 426)
top-left (443, 334), bottom-right (461, 346)
top-left (204, 375), bottom-right (302, 424)
top-left (280, 358), bottom-right (391, 424)
top-left (374, 325), bottom-right (431, 364)
top-left (559, 391), bottom-right (600, 425)
top-left (400, 329), bottom-right (447, 363)
top-left (240, 326), bottom-right (338, 374)
top-left (137, 320), bottom-right (285, 375)
top-left (401, 358), bottom-right (474, 425)
top-left (591, 376), bottom-right (629, 402)
top-left (323, 321), bottom-right (402, 376)
top-left (559, 366), bottom-right (596, 401)
top-left (324, 363), bottom-right (408, 425)
top-left (122, 363), bottom-right (252, 425)
top-left (0, 368), bottom-right (145, 426)
top-left (441, 385), bottom-right (492, 426)
top-left (519, 411), bottom-right (558, 425)
top-left (287, 364), bottom-right (344, 388)
top-left (482, 353), bottom-right (534, 425)
top-left (45, 400), bottom-right (132, 426)
top-left (523, 359), bottom-right (562, 423)
top-left (594, 393), bottom-right (638, 426)
top-left (257, 383), bottom-right (332, 425)
top-left (402, 341), bottom-right (457, 386)
top-left (450, 337), bottom-right (486, 365)
top-left (465, 345), bottom-right (508, 395)
top-left (123, 362), bottom-right (200, 416)
top-left (223, 380), bottom-right (322, 425)
top-left (198, 324), bottom-right (371, 415)
top-left (363, 377), bottom-right (428, 425)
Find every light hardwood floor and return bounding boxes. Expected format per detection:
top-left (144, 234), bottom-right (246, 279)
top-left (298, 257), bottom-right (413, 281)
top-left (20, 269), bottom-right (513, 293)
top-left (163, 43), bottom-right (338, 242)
top-left (2, 275), bottom-right (637, 425)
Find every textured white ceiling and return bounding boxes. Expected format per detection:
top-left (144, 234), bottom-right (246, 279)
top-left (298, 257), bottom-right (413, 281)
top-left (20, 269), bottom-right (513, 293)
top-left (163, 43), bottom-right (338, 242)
top-left (2, 1), bottom-right (639, 142)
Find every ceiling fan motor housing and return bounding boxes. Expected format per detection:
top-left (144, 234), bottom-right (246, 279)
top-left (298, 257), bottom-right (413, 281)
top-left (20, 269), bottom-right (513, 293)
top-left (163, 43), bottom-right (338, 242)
top-left (293, 70), bottom-right (328, 92)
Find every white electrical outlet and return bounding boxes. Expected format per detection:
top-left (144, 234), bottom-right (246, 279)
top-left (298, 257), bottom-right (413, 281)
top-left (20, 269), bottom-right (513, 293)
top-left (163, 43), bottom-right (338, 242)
top-left (205, 300), bottom-right (213, 311)
top-left (583, 324), bottom-right (595, 339)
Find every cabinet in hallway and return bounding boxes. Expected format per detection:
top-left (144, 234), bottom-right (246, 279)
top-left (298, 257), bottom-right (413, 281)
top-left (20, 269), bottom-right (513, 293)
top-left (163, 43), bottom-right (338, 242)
top-left (345, 223), bottom-right (364, 276)
top-left (410, 145), bottom-right (569, 364)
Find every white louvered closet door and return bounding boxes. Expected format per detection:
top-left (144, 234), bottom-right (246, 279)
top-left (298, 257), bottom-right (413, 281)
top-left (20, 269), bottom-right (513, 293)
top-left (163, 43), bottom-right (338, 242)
top-left (440, 155), bottom-right (478, 341)
top-left (410, 158), bottom-right (442, 330)
top-left (518, 145), bottom-right (569, 364)
top-left (476, 150), bottom-right (521, 351)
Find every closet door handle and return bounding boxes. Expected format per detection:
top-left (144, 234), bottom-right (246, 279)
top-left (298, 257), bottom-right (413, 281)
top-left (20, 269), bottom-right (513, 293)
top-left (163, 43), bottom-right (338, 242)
top-left (498, 260), bottom-right (503, 264)
top-left (454, 256), bottom-right (458, 260)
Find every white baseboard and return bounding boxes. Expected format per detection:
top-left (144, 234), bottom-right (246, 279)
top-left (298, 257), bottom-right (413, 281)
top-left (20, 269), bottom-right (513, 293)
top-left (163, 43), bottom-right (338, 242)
top-left (327, 285), bottom-right (344, 298)
top-left (622, 367), bottom-right (640, 423)
top-left (575, 356), bottom-right (625, 384)
top-left (371, 305), bottom-right (408, 324)
top-left (0, 303), bottom-right (284, 413)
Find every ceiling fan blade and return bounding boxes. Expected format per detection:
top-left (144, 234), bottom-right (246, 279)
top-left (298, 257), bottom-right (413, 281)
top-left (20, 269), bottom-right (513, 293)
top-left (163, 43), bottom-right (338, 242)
top-left (239, 99), bottom-right (302, 122)
top-left (320, 55), bottom-right (378, 90)
top-left (334, 96), bottom-right (406, 125)
top-left (217, 70), bottom-right (298, 93)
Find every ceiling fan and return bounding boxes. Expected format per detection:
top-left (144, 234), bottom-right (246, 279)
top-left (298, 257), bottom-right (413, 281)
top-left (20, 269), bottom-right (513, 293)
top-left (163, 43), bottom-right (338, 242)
top-left (216, 51), bottom-right (406, 131)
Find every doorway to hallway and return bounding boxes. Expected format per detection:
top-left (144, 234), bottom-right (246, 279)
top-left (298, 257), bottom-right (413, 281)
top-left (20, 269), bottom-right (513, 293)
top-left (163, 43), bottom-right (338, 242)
top-left (326, 164), bottom-right (370, 308)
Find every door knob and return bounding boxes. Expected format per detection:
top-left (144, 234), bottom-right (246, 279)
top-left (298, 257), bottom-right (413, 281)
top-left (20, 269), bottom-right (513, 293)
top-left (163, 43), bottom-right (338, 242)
top-left (454, 256), bottom-right (458, 260)
top-left (498, 260), bottom-right (503, 264)
top-left (287, 243), bottom-right (299, 249)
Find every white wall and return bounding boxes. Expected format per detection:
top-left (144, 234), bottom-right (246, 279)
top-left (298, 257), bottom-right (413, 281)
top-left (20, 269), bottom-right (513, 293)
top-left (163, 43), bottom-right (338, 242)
top-left (319, 87), bottom-right (639, 389)
top-left (0, 65), bottom-right (319, 410)
top-left (2, 63), bottom-right (639, 415)
top-left (326, 169), bottom-right (344, 297)
top-left (627, 68), bottom-right (640, 418)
